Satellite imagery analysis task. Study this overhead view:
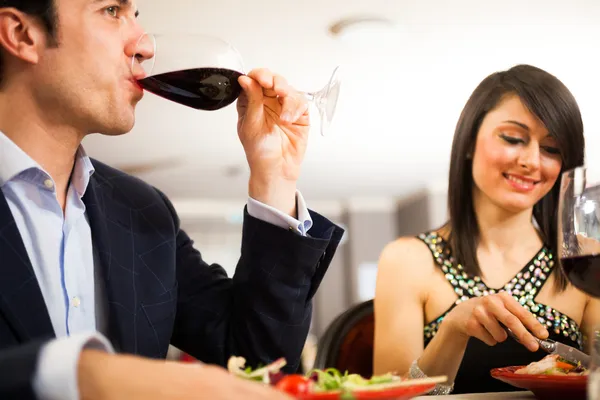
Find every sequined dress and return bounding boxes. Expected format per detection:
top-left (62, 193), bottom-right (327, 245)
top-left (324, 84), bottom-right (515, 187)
top-left (418, 232), bottom-right (583, 394)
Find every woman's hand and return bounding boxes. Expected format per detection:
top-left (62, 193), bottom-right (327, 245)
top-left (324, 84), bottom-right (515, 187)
top-left (442, 291), bottom-right (549, 351)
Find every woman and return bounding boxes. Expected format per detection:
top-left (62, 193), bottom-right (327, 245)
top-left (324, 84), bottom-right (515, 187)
top-left (373, 64), bottom-right (600, 394)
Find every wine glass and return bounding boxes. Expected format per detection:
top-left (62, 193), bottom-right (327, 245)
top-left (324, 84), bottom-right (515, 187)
top-left (558, 165), bottom-right (600, 400)
top-left (131, 33), bottom-right (341, 136)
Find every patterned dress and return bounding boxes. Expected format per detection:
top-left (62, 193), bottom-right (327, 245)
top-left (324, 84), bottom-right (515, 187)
top-left (418, 232), bottom-right (583, 394)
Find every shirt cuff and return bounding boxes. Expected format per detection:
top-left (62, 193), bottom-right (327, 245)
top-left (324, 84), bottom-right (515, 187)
top-left (33, 332), bottom-right (114, 400)
top-left (247, 190), bottom-right (313, 236)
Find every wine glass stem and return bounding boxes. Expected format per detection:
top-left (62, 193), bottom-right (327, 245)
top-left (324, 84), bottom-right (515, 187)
top-left (304, 92), bottom-right (315, 102)
top-left (303, 91), bottom-right (326, 109)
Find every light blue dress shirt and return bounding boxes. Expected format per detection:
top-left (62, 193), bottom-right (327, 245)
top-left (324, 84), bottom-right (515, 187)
top-left (0, 132), bottom-right (313, 400)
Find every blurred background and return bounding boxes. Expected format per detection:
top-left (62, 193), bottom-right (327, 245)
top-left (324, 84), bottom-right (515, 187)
top-left (82, 0), bottom-right (600, 344)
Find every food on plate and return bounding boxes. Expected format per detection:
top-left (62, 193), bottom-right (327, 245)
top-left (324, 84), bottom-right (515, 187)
top-left (227, 356), bottom-right (288, 384)
top-left (227, 356), bottom-right (447, 396)
top-left (515, 354), bottom-right (588, 376)
top-left (275, 374), bottom-right (312, 396)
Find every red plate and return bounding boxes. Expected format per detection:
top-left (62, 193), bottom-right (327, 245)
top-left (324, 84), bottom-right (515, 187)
top-left (296, 382), bottom-right (436, 400)
top-left (490, 366), bottom-right (587, 400)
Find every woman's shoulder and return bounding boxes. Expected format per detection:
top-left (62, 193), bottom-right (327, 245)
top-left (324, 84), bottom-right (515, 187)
top-left (378, 231), bottom-right (442, 278)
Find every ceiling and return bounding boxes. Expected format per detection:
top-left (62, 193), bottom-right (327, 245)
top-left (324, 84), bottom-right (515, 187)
top-left (82, 0), bottom-right (600, 208)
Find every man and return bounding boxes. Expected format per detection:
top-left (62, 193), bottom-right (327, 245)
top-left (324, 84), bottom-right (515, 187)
top-left (0, 0), bottom-right (344, 399)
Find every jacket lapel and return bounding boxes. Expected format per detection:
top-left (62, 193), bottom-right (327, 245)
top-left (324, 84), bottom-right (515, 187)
top-left (84, 173), bottom-right (138, 354)
top-left (0, 192), bottom-right (54, 342)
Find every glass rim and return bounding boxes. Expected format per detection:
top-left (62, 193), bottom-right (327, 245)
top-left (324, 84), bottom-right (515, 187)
top-left (561, 165), bottom-right (600, 178)
top-left (561, 165), bottom-right (600, 192)
top-left (137, 32), bottom-right (238, 44)
top-left (131, 31), bottom-right (247, 78)
top-left (562, 165), bottom-right (588, 175)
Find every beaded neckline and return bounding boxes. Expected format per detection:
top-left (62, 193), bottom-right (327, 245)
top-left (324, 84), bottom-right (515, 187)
top-left (419, 231), bottom-right (583, 349)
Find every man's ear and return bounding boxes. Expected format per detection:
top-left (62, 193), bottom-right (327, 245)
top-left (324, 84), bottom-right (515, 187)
top-left (0, 8), bottom-right (48, 66)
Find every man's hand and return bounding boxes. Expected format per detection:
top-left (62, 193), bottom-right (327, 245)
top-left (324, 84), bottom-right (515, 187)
top-left (236, 68), bottom-right (310, 217)
top-left (78, 350), bottom-right (293, 400)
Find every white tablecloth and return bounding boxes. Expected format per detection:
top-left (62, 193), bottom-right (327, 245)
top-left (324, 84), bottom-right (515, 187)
top-left (414, 391), bottom-right (536, 399)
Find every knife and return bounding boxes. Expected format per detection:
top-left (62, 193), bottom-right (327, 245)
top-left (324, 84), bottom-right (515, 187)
top-left (536, 337), bottom-right (590, 367)
top-left (502, 324), bottom-right (590, 367)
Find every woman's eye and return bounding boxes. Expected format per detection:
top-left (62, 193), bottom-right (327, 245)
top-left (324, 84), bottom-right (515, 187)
top-left (542, 146), bottom-right (561, 155)
top-left (500, 134), bottom-right (524, 145)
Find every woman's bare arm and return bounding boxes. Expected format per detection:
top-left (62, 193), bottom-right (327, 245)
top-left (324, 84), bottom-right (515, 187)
top-left (580, 294), bottom-right (600, 353)
top-left (374, 238), bottom-right (547, 383)
top-left (373, 238), bottom-right (468, 382)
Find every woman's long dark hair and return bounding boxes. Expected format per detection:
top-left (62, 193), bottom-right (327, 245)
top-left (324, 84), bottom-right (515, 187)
top-left (447, 64), bottom-right (585, 291)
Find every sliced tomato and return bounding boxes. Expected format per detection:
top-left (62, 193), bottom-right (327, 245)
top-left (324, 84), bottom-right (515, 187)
top-left (275, 374), bottom-right (312, 395)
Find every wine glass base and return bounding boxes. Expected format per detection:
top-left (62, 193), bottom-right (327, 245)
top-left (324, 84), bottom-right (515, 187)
top-left (308, 66), bottom-right (341, 136)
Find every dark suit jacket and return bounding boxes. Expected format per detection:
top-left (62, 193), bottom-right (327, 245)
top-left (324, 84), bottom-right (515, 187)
top-left (0, 159), bottom-right (344, 399)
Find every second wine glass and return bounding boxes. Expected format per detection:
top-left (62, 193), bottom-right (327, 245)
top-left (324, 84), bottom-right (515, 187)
top-left (131, 33), bottom-right (341, 136)
top-left (557, 165), bottom-right (600, 400)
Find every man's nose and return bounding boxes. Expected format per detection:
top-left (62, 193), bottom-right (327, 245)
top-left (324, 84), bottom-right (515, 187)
top-left (125, 30), bottom-right (155, 79)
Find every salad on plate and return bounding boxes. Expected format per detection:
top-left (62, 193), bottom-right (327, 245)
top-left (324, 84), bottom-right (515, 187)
top-left (227, 356), bottom-right (447, 398)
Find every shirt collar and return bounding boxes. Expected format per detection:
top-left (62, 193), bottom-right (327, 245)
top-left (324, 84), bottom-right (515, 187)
top-left (0, 131), bottom-right (38, 186)
top-left (72, 146), bottom-right (95, 197)
top-left (0, 131), bottom-right (95, 196)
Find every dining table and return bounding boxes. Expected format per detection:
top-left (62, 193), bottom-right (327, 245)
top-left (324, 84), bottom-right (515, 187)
top-left (414, 391), bottom-right (536, 399)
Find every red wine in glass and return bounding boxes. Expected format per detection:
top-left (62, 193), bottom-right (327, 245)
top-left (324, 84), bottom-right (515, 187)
top-left (558, 168), bottom-right (600, 400)
top-left (561, 255), bottom-right (600, 297)
top-left (132, 33), bottom-right (341, 135)
top-left (137, 67), bottom-right (243, 111)
top-left (558, 166), bottom-right (600, 297)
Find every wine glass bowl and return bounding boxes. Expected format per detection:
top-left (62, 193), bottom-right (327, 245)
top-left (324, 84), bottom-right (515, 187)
top-left (557, 166), bottom-right (600, 400)
top-left (132, 33), bottom-right (245, 111)
top-left (558, 166), bottom-right (600, 297)
top-left (131, 33), bottom-right (341, 136)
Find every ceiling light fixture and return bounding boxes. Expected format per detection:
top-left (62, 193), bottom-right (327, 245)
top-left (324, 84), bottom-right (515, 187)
top-left (329, 16), bottom-right (396, 37)
top-left (328, 15), bottom-right (399, 50)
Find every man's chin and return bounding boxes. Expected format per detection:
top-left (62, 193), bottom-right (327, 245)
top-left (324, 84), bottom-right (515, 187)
top-left (99, 118), bottom-right (136, 136)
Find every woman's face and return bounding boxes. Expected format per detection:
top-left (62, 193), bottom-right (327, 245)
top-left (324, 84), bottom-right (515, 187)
top-left (471, 94), bottom-right (563, 213)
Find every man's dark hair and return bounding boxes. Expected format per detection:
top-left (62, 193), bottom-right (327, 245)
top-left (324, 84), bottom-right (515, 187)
top-left (0, 0), bottom-right (58, 80)
top-left (0, 0), bottom-right (57, 35)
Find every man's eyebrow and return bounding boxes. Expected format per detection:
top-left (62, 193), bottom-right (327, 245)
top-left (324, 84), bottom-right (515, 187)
top-left (119, 0), bottom-right (140, 17)
top-left (94, 0), bottom-right (139, 17)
